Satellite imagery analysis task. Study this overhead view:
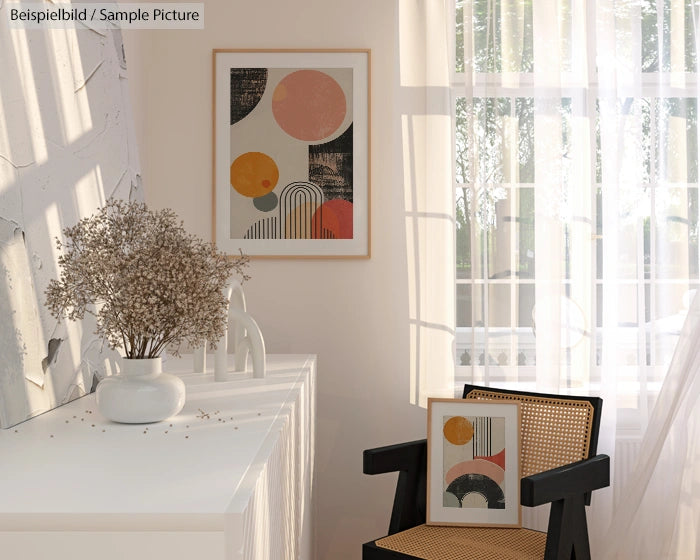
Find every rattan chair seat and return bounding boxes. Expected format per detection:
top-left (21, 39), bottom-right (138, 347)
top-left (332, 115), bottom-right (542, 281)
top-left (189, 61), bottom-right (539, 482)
top-left (375, 524), bottom-right (547, 560)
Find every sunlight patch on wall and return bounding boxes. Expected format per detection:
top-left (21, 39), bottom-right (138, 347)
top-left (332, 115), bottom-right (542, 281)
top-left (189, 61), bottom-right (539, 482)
top-left (74, 165), bottom-right (106, 218)
top-left (8, 27), bottom-right (48, 164)
top-left (48, 27), bottom-right (95, 143)
top-left (0, 222), bottom-right (51, 419)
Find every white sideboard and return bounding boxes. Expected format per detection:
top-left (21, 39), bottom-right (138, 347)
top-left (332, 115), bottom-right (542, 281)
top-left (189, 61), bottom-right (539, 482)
top-left (0, 354), bottom-right (316, 560)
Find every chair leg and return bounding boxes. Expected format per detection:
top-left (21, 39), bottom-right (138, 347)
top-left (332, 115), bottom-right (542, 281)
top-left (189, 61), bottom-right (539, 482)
top-left (544, 495), bottom-right (591, 560)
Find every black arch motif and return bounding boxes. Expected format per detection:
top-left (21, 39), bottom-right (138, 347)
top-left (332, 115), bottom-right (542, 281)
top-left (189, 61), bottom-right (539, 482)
top-left (445, 473), bottom-right (505, 509)
top-left (279, 182), bottom-right (324, 239)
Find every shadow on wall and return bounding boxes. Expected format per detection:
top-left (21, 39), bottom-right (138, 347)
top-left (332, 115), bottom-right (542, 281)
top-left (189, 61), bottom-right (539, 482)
top-left (0, 13), bottom-right (140, 428)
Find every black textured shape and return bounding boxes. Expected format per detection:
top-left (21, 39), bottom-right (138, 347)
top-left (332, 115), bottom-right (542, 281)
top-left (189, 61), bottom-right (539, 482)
top-left (230, 68), bottom-right (268, 126)
top-left (308, 124), bottom-right (353, 202)
top-left (445, 473), bottom-right (505, 509)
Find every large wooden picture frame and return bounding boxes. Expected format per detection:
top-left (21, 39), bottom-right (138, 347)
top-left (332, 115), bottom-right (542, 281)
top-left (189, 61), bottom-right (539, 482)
top-left (427, 398), bottom-right (521, 527)
top-left (213, 49), bottom-right (370, 258)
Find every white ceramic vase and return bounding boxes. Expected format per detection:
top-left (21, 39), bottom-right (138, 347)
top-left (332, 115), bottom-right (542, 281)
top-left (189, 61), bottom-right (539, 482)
top-left (96, 357), bottom-right (186, 423)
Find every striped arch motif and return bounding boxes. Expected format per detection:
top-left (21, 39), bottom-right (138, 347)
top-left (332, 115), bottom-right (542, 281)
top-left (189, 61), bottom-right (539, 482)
top-left (280, 182), bottom-right (335, 240)
top-left (243, 217), bottom-right (279, 240)
top-left (243, 181), bottom-right (336, 240)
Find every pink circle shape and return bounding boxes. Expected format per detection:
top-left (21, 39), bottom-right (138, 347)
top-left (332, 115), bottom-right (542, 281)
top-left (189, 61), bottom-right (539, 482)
top-left (272, 70), bottom-right (347, 141)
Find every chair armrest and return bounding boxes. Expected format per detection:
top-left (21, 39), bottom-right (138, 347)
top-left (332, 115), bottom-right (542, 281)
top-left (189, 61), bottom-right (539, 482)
top-left (521, 454), bottom-right (610, 507)
top-left (363, 439), bottom-right (427, 475)
top-left (363, 439), bottom-right (427, 534)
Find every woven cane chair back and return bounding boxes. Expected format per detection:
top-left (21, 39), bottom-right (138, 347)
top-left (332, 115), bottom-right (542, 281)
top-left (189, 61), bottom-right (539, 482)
top-left (465, 389), bottom-right (595, 477)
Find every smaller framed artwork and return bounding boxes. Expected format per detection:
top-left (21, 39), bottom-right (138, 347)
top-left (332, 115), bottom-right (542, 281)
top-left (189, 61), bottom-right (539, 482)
top-left (427, 398), bottom-right (521, 527)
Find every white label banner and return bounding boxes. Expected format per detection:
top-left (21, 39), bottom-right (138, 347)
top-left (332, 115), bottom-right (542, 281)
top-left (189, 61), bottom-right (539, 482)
top-left (5, 2), bottom-right (205, 29)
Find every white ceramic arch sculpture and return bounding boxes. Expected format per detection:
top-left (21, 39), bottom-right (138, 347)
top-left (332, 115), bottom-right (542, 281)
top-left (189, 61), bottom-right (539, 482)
top-left (193, 279), bottom-right (265, 380)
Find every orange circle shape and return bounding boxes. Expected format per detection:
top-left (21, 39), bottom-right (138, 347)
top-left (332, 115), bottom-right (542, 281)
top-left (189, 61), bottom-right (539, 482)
top-left (272, 70), bottom-right (347, 142)
top-left (443, 416), bottom-right (474, 446)
top-left (230, 152), bottom-right (279, 198)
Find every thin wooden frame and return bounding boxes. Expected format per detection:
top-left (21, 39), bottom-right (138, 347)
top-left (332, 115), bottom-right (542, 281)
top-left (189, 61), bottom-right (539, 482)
top-left (212, 49), bottom-right (371, 258)
top-left (427, 398), bottom-right (521, 527)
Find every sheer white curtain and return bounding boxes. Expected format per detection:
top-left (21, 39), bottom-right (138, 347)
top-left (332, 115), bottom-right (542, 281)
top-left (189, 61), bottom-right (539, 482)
top-left (401, 0), bottom-right (700, 556)
top-left (399, 0), bottom-right (455, 407)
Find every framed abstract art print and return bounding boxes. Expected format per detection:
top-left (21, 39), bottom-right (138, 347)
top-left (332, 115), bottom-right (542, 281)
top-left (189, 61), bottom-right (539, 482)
top-left (213, 49), bottom-right (370, 258)
top-left (427, 398), bottom-right (521, 527)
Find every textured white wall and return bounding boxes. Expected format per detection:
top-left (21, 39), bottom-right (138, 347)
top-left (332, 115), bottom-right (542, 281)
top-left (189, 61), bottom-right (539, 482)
top-left (0, 16), bottom-right (141, 428)
top-left (122, 1), bottom-right (428, 558)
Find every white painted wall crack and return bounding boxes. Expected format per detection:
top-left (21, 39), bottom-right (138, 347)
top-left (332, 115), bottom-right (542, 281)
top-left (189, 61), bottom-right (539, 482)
top-left (74, 60), bottom-right (104, 93)
top-left (108, 168), bottom-right (128, 198)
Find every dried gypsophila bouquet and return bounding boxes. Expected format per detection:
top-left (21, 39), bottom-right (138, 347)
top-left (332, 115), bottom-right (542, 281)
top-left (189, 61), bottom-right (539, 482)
top-left (45, 199), bottom-right (250, 359)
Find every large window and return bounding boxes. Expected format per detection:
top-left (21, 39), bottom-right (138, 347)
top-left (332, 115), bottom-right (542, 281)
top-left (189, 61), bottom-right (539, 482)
top-left (454, 0), bottom-right (700, 396)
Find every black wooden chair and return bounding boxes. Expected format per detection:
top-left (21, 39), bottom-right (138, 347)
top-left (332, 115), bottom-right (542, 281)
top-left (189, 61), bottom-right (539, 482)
top-left (363, 384), bottom-right (610, 560)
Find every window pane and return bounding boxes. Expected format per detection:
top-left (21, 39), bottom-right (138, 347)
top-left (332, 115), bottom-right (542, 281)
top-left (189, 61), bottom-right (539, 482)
top-left (597, 98), bottom-right (651, 184)
top-left (516, 98), bottom-right (534, 182)
top-left (641, 0), bottom-right (660, 72)
top-left (657, 98), bottom-right (697, 183)
top-left (456, 186), bottom-right (472, 279)
top-left (475, 97), bottom-right (511, 183)
top-left (455, 97), bottom-right (470, 183)
top-left (655, 187), bottom-right (693, 279)
top-left (457, 97), bottom-right (535, 185)
top-left (457, 284), bottom-right (472, 327)
top-left (487, 195), bottom-right (512, 278)
top-left (642, 0), bottom-right (699, 72)
top-left (518, 187), bottom-right (535, 277)
top-left (456, 0), bottom-right (465, 73)
top-left (517, 284), bottom-right (535, 327)
top-left (488, 284), bottom-right (511, 327)
top-left (471, 0), bottom-right (533, 73)
top-left (690, 188), bottom-right (699, 279)
top-left (651, 284), bottom-right (698, 364)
